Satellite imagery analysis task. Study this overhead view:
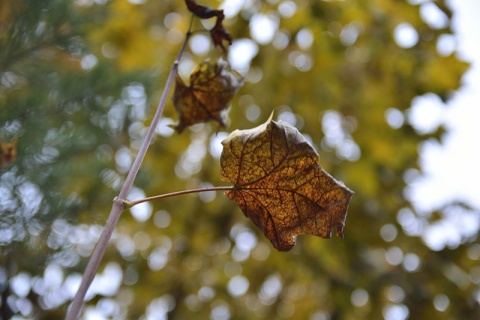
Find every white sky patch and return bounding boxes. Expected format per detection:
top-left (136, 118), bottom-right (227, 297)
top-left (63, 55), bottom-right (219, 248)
top-left (278, 1), bottom-right (297, 18)
top-left (385, 108), bottom-right (405, 129)
top-left (249, 13), bottom-right (279, 45)
top-left (296, 28), bottom-right (314, 50)
top-left (436, 34), bottom-right (457, 56)
top-left (209, 132), bottom-right (229, 158)
top-left (407, 88), bottom-right (480, 213)
top-left (80, 54), bottom-right (98, 70)
top-left (449, 0), bottom-right (480, 62)
top-left (394, 22), bottom-right (419, 48)
top-left (227, 275), bottom-right (250, 297)
top-left (221, 0), bottom-right (245, 18)
top-left (156, 117), bottom-right (175, 137)
top-left (422, 205), bottom-right (480, 251)
top-left (406, 0), bottom-right (480, 250)
top-left (127, 187), bottom-right (153, 222)
top-left (189, 34), bottom-right (211, 56)
top-left (86, 262), bottom-right (123, 299)
top-left (420, 2), bottom-right (449, 29)
top-left (228, 38), bottom-right (259, 72)
top-left (408, 0), bottom-right (480, 211)
top-left (407, 93), bottom-right (445, 134)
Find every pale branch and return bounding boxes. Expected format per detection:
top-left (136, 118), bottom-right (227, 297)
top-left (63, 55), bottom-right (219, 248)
top-left (122, 186), bottom-right (236, 208)
top-left (65, 23), bottom-right (194, 320)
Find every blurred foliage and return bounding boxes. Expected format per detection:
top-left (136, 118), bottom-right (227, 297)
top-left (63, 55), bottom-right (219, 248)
top-left (0, 0), bottom-right (478, 319)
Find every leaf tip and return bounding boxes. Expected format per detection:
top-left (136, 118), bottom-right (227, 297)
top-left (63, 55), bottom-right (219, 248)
top-left (267, 110), bottom-right (275, 123)
top-left (336, 225), bottom-right (345, 239)
top-left (169, 123), bottom-right (186, 134)
top-left (122, 199), bottom-right (133, 209)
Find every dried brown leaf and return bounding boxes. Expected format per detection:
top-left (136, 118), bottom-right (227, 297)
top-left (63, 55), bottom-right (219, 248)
top-left (220, 114), bottom-right (353, 251)
top-left (172, 59), bottom-right (244, 133)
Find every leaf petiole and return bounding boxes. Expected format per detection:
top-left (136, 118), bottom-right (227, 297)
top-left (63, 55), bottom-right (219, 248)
top-left (123, 186), bottom-right (235, 208)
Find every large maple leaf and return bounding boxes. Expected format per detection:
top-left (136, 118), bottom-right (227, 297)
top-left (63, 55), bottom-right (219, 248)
top-left (220, 114), bottom-right (353, 251)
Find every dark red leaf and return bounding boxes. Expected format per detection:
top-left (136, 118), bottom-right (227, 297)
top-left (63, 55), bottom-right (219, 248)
top-left (210, 18), bottom-right (233, 52)
top-left (185, 0), bottom-right (232, 52)
top-left (185, 0), bottom-right (224, 19)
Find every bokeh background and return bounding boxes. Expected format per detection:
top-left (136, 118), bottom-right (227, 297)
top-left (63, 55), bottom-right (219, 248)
top-left (1, 0), bottom-right (479, 319)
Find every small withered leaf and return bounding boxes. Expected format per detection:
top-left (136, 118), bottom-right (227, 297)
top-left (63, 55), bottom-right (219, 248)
top-left (172, 59), bottom-right (244, 133)
top-left (210, 18), bottom-right (232, 52)
top-left (0, 137), bottom-right (18, 169)
top-left (220, 114), bottom-right (353, 251)
top-left (184, 0), bottom-right (232, 52)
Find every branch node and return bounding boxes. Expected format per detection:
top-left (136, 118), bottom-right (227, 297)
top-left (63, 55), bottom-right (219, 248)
top-left (122, 199), bottom-right (133, 209)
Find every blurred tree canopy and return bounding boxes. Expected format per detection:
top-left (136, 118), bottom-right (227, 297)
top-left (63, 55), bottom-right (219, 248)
top-left (1, 0), bottom-right (478, 319)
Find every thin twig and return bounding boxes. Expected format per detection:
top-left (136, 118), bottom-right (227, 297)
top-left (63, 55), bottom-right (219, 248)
top-left (65, 23), bottom-right (193, 320)
top-left (123, 186), bottom-right (235, 208)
